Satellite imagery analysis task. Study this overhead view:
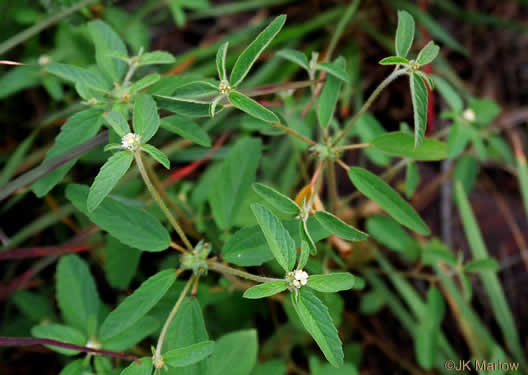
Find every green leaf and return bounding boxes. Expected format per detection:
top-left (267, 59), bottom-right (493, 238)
top-left (120, 358), bottom-right (152, 375)
top-left (66, 184), bottom-right (171, 251)
top-left (130, 73), bottom-right (161, 93)
top-left (172, 80), bottom-right (218, 100)
top-left (276, 49), bottom-right (309, 71)
top-left (359, 290), bottom-right (386, 315)
top-left (133, 94), bottom-right (160, 143)
top-left (138, 51), bottom-right (176, 66)
top-left (165, 298), bottom-right (209, 374)
top-left (104, 235), bottom-right (141, 290)
top-left (216, 42), bottom-right (229, 81)
top-left (56, 254), bottom-right (101, 336)
top-left (297, 240), bottom-right (310, 270)
top-left (405, 161), bottom-right (420, 198)
top-left (60, 360), bottom-right (90, 375)
top-left (104, 111), bottom-right (130, 137)
top-left (468, 98), bottom-right (501, 126)
top-left (33, 109), bottom-right (104, 197)
top-left (243, 280), bottom-right (289, 299)
top-left (416, 41), bottom-right (440, 65)
top-left (422, 239), bottom-right (457, 266)
top-left (222, 217), bottom-right (331, 267)
top-left (314, 211), bottom-right (367, 241)
top-left (164, 341), bottom-right (215, 368)
top-left (291, 288), bottom-right (343, 368)
top-left (251, 203), bottom-right (296, 272)
top-left (209, 95), bottom-right (223, 118)
top-left (447, 121), bottom-right (471, 159)
top-left (465, 258), bottom-right (500, 273)
top-left (410, 72), bottom-right (428, 148)
top-left (209, 138), bottom-right (261, 229)
top-left (415, 70), bottom-right (434, 90)
top-left (453, 156), bottom-right (479, 194)
top-left (31, 324), bottom-right (86, 356)
top-left (100, 269), bottom-right (177, 341)
top-left (155, 95), bottom-right (215, 117)
top-left (379, 56), bottom-right (410, 65)
top-left (141, 144), bottom-right (170, 169)
top-left (315, 62), bottom-right (350, 82)
top-left (160, 114), bottom-right (211, 147)
top-left (46, 63), bottom-right (110, 92)
top-left (230, 15), bottom-right (286, 86)
top-left (229, 91), bottom-right (279, 123)
top-left (366, 215), bottom-right (419, 259)
top-left (307, 273), bottom-right (364, 293)
top-left (348, 167), bottom-right (430, 235)
top-left (103, 316), bottom-right (159, 352)
top-left (89, 20), bottom-right (128, 82)
top-left (431, 74), bottom-right (462, 112)
top-left (370, 131), bottom-right (446, 161)
top-left (317, 57), bottom-right (345, 128)
top-left (395, 10), bottom-right (415, 57)
top-left (87, 151), bottom-right (133, 212)
top-left (208, 330), bottom-right (258, 375)
top-left (253, 183), bottom-right (300, 215)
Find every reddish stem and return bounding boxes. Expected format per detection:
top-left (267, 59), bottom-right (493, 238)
top-left (163, 133), bottom-right (229, 187)
top-left (0, 337), bottom-right (139, 362)
top-left (0, 244), bottom-right (96, 261)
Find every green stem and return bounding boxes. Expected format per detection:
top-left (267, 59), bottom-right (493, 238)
top-left (134, 152), bottom-right (194, 251)
top-left (208, 261), bottom-right (281, 283)
top-left (154, 274), bottom-right (194, 366)
top-left (332, 69), bottom-right (408, 147)
top-left (336, 143), bottom-right (370, 151)
top-left (0, 0), bottom-right (98, 56)
top-left (270, 122), bottom-right (317, 146)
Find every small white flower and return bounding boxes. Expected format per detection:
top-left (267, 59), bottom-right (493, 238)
top-left (86, 338), bottom-right (101, 350)
top-left (121, 133), bottom-right (141, 151)
top-left (294, 270), bottom-right (309, 286)
top-left (218, 80), bottom-right (231, 95)
top-left (293, 279), bottom-right (301, 288)
top-left (38, 55), bottom-right (51, 66)
top-left (463, 108), bottom-right (476, 122)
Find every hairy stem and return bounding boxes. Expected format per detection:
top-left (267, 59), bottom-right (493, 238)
top-left (208, 261), bottom-right (281, 283)
top-left (134, 152), bottom-right (193, 251)
top-left (332, 69), bottom-right (408, 146)
top-left (154, 274), bottom-right (195, 363)
top-left (336, 143), bottom-right (370, 151)
top-left (270, 122), bottom-right (317, 146)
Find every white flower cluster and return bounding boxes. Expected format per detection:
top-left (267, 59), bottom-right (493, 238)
top-left (292, 269), bottom-right (309, 289)
top-left (463, 109), bottom-right (476, 122)
top-left (121, 133), bottom-right (141, 151)
top-left (218, 80), bottom-right (232, 95)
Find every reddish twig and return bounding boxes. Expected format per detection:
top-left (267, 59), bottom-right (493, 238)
top-left (0, 337), bottom-right (139, 362)
top-left (0, 244), bottom-right (97, 261)
top-left (163, 133), bottom-right (229, 187)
